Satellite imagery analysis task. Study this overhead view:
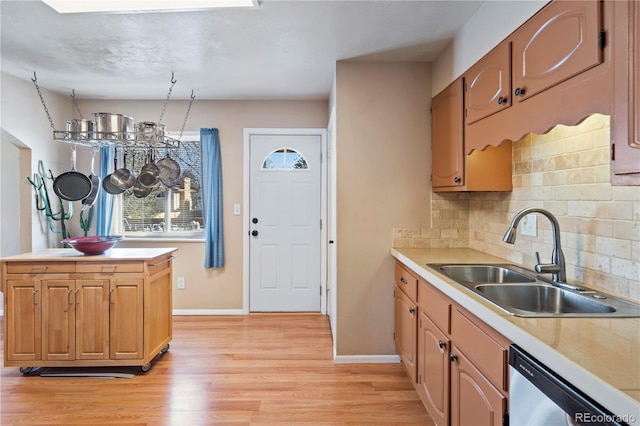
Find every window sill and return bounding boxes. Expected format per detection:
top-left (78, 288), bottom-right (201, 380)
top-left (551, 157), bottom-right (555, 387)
top-left (123, 233), bottom-right (205, 243)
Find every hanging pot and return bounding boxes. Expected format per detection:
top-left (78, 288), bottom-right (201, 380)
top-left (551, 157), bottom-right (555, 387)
top-left (157, 150), bottom-right (181, 187)
top-left (102, 153), bottom-right (125, 195)
top-left (110, 149), bottom-right (136, 190)
top-left (81, 147), bottom-right (101, 210)
top-left (132, 176), bottom-right (152, 198)
top-left (53, 145), bottom-right (93, 201)
top-left (138, 149), bottom-right (160, 187)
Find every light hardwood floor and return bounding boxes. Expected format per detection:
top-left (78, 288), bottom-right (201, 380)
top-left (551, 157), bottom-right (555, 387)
top-left (1, 314), bottom-right (433, 425)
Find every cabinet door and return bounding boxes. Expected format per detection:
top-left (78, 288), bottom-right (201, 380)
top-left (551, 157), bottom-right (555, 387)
top-left (394, 286), bottom-right (417, 382)
top-left (450, 347), bottom-right (506, 426)
top-left (5, 280), bottom-right (42, 361)
top-left (611, 0), bottom-right (640, 184)
top-left (110, 278), bottom-right (143, 359)
top-left (417, 310), bottom-right (449, 426)
top-left (42, 280), bottom-right (76, 361)
top-left (465, 42), bottom-right (511, 124)
top-left (512, 0), bottom-right (602, 102)
top-left (432, 78), bottom-right (464, 188)
top-left (76, 279), bottom-right (110, 360)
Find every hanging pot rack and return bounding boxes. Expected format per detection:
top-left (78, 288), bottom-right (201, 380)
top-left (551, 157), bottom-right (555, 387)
top-left (32, 72), bottom-right (196, 150)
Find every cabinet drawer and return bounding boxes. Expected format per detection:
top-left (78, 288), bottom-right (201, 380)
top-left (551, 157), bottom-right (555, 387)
top-left (6, 262), bottom-right (75, 274)
top-left (418, 279), bottom-right (451, 334)
top-left (451, 308), bottom-right (507, 390)
top-left (395, 262), bottom-right (418, 302)
top-left (76, 262), bottom-right (144, 273)
top-left (146, 254), bottom-right (174, 276)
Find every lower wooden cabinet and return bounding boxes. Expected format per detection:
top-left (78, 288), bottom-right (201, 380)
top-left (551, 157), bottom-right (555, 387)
top-left (1, 249), bottom-right (174, 370)
top-left (417, 310), bottom-right (450, 426)
top-left (394, 265), bottom-right (418, 382)
top-left (395, 261), bottom-right (511, 426)
top-left (450, 347), bottom-right (507, 426)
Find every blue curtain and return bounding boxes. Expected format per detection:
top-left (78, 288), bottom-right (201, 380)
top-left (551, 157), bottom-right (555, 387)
top-left (96, 146), bottom-right (115, 235)
top-left (200, 128), bottom-right (224, 268)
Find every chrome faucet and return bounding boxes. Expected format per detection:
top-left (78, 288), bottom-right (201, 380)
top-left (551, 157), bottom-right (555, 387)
top-left (503, 207), bottom-right (567, 283)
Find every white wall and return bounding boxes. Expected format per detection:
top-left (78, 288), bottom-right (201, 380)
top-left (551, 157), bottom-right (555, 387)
top-left (1, 72), bottom-right (72, 251)
top-left (432, 0), bottom-right (548, 95)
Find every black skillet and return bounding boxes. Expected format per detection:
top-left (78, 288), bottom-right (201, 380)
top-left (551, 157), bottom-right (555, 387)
top-left (53, 145), bottom-right (93, 201)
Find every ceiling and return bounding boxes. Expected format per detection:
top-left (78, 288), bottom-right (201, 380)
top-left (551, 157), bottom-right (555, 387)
top-left (0, 0), bottom-right (486, 100)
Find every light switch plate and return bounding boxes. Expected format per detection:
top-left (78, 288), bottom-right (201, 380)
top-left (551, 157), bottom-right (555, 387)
top-left (233, 203), bottom-right (241, 215)
top-left (520, 214), bottom-right (537, 237)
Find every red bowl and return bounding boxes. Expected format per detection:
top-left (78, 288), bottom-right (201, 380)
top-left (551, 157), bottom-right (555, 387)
top-left (62, 236), bottom-right (124, 255)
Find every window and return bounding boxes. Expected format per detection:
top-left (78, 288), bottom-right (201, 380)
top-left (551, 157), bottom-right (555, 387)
top-left (262, 148), bottom-right (308, 170)
top-left (119, 133), bottom-right (204, 238)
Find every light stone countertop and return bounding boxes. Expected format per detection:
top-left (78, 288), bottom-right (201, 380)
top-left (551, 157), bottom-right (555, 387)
top-left (391, 247), bottom-right (640, 425)
top-left (0, 247), bottom-right (177, 261)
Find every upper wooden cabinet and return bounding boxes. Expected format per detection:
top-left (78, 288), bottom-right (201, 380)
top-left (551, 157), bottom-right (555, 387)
top-left (432, 78), bottom-right (464, 189)
top-left (512, 1), bottom-right (603, 102)
top-left (431, 78), bottom-right (513, 192)
top-left (464, 42), bottom-right (512, 125)
top-left (611, 0), bottom-right (640, 185)
top-left (463, 0), bottom-right (611, 153)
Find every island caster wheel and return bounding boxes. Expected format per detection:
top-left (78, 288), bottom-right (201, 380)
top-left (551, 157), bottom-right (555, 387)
top-left (19, 367), bottom-right (35, 375)
top-left (160, 344), bottom-right (170, 354)
top-left (141, 363), bottom-right (153, 373)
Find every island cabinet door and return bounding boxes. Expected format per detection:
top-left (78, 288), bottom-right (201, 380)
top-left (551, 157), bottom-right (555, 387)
top-left (42, 280), bottom-right (75, 361)
top-left (5, 280), bottom-right (42, 361)
top-left (109, 278), bottom-right (144, 360)
top-left (75, 279), bottom-right (110, 360)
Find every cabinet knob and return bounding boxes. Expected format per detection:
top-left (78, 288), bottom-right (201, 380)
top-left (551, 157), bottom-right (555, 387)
top-left (251, 230), bottom-right (259, 237)
top-left (400, 277), bottom-right (407, 285)
top-left (514, 87), bottom-right (525, 97)
top-left (438, 340), bottom-right (446, 349)
top-left (498, 96), bottom-right (508, 105)
top-left (409, 307), bottom-right (416, 315)
top-left (454, 177), bottom-right (462, 184)
top-left (449, 353), bottom-right (458, 362)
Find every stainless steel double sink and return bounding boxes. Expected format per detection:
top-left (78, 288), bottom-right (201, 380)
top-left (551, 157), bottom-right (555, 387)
top-left (427, 264), bottom-right (640, 317)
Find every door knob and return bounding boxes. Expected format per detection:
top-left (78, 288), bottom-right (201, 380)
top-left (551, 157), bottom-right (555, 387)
top-left (251, 230), bottom-right (259, 237)
top-left (252, 218), bottom-right (259, 224)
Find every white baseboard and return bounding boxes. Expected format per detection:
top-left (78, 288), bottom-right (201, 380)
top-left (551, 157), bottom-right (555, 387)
top-left (334, 354), bottom-right (400, 364)
top-left (172, 309), bottom-right (244, 316)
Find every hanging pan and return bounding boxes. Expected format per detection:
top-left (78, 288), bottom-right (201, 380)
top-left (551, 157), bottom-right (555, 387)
top-left (157, 150), bottom-right (181, 187)
top-left (102, 150), bottom-right (125, 195)
top-left (53, 145), bottom-right (93, 201)
top-left (81, 147), bottom-right (101, 210)
top-left (138, 149), bottom-right (160, 187)
top-left (110, 149), bottom-right (136, 190)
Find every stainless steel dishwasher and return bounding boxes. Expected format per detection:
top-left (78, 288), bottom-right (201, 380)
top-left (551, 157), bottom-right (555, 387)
top-left (509, 345), bottom-right (629, 426)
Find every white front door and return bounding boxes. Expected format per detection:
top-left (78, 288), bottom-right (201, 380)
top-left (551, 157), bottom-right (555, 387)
top-left (249, 133), bottom-right (322, 312)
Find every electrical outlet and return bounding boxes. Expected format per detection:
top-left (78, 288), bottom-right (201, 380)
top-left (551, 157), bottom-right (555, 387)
top-left (520, 214), bottom-right (537, 237)
top-left (177, 277), bottom-right (186, 289)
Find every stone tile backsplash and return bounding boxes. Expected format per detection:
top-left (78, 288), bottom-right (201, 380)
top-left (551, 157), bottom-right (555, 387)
top-left (393, 114), bottom-right (640, 300)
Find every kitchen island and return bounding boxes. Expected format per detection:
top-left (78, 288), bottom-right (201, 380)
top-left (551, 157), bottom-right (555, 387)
top-left (0, 247), bottom-right (176, 372)
top-left (392, 247), bottom-right (640, 425)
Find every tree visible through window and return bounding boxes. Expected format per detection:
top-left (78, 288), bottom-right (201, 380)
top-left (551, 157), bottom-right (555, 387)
top-left (121, 139), bottom-right (203, 235)
top-left (262, 148), bottom-right (308, 170)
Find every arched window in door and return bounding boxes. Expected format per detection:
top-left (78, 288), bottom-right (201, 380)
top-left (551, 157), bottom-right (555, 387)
top-left (261, 148), bottom-right (309, 170)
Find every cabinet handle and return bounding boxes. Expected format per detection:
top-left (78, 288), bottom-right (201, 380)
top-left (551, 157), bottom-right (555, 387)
top-left (409, 307), bottom-right (415, 315)
top-left (454, 177), bottom-right (461, 184)
top-left (109, 289), bottom-right (114, 304)
top-left (32, 289), bottom-right (39, 305)
top-left (30, 266), bottom-right (48, 272)
top-left (67, 289), bottom-right (73, 305)
top-left (449, 353), bottom-right (458, 362)
top-left (400, 277), bottom-right (408, 285)
top-left (514, 87), bottom-right (525, 97)
top-left (438, 340), bottom-right (446, 349)
top-left (498, 96), bottom-right (508, 105)
top-left (75, 289), bottom-right (79, 305)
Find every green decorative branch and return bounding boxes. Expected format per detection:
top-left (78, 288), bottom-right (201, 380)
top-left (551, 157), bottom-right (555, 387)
top-left (80, 207), bottom-right (94, 236)
top-left (27, 160), bottom-right (73, 240)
